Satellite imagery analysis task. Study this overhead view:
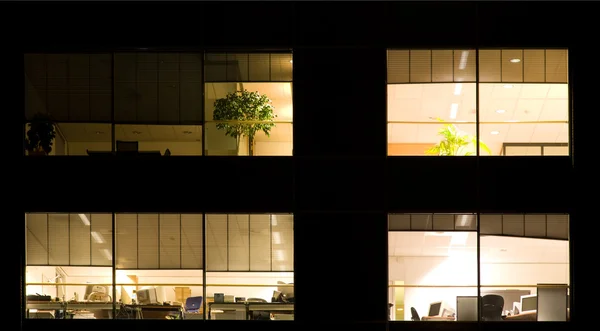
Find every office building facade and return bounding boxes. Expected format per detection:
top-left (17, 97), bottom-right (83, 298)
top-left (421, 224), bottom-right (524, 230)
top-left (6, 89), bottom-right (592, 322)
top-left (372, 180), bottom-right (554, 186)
top-left (19, 1), bottom-right (588, 330)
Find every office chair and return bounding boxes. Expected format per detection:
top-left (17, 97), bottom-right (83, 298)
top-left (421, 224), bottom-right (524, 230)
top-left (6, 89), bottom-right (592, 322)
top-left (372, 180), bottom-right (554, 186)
top-left (411, 307), bottom-right (421, 321)
top-left (481, 294), bottom-right (504, 321)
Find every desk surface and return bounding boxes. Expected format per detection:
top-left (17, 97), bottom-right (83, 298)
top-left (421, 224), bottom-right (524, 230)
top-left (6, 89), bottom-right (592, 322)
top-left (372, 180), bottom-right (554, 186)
top-left (421, 316), bottom-right (455, 321)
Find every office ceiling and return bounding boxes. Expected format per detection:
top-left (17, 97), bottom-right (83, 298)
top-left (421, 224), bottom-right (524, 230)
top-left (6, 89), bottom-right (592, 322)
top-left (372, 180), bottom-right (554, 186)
top-left (388, 232), bottom-right (569, 264)
top-left (387, 83), bottom-right (569, 155)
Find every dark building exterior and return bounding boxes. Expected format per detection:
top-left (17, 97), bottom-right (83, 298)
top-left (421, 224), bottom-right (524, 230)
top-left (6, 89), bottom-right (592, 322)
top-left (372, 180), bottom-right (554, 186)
top-left (17, 1), bottom-right (590, 331)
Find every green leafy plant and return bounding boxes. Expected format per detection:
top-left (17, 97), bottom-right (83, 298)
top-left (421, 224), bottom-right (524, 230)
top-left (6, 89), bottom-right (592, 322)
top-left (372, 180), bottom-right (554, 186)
top-left (213, 89), bottom-right (276, 156)
top-left (25, 113), bottom-right (56, 155)
top-left (426, 118), bottom-right (491, 156)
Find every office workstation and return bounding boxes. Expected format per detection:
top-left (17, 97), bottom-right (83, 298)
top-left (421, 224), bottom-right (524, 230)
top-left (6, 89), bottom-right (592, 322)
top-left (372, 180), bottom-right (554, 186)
top-left (388, 213), bottom-right (570, 322)
top-left (25, 213), bottom-right (295, 320)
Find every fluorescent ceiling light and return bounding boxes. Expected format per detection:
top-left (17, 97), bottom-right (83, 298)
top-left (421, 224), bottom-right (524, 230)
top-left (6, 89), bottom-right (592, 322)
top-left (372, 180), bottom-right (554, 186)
top-left (505, 119), bottom-right (520, 123)
top-left (490, 131), bottom-right (500, 135)
top-left (78, 214), bottom-right (90, 226)
top-left (459, 51), bottom-right (469, 70)
top-left (450, 232), bottom-right (469, 246)
top-left (450, 103), bottom-right (459, 119)
top-left (91, 231), bottom-right (105, 244)
top-left (289, 60), bottom-right (293, 63)
top-left (273, 231), bottom-right (282, 245)
top-left (510, 58), bottom-right (521, 63)
top-left (101, 249), bottom-right (112, 261)
top-left (503, 84), bottom-right (514, 89)
top-left (453, 83), bottom-right (463, 96)
top-left (271, 215), bottom-right (278, 226)
top-left (496, 109), bottom-right (506, 114)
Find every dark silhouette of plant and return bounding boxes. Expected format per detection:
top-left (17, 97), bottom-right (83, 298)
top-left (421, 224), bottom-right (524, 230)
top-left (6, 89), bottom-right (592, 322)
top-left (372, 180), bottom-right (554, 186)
top-left (25, 113), bottom-right (56, 155)
top-left (213, 89), bottom-right (276, 155)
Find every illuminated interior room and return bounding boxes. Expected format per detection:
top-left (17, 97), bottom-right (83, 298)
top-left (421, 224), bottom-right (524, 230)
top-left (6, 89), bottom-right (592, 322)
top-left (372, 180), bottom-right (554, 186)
top-left (388, 213), bottom-right (569, 322)
top-left (204, 214), bottom-right (294, 320)
top-left (204, 53), bottom-right (293, 156)
top-left (25, 213), bottom-right (294, 320)
top-left (387, 49), bottom-right (569, 156)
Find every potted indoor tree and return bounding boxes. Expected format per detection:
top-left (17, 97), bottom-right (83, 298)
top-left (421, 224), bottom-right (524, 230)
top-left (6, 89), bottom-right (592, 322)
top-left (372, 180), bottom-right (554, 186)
top-left (426, 118), bottom-right (491, 156)
top-left (25, 113), bottom-right (57, 156)
top-left (213, 89), bottom-right (276, 156)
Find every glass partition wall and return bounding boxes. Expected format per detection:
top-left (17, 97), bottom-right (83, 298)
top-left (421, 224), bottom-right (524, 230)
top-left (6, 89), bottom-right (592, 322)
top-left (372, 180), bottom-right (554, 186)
top-left (387, 49), bottom-right (569, 156)
top-left (24, 213), bottom-right (294, 320)
top-left (24, 51), bottom-right (293, 156)
top-left (388, 213), bottom-right (570, 322)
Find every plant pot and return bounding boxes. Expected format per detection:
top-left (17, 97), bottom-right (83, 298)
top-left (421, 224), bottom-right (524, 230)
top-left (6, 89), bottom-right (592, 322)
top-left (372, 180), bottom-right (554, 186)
top-left (28, 151), bottom-right (47, 156)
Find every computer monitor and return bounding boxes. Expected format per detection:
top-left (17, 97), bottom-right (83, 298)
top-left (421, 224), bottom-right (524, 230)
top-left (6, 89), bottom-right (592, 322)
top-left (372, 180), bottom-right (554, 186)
top-left (136, 287), bottom-right (158, 305)
top-left (84, 285), bottom-right (109, 301)
top-left (428, 301), bottom-right (455, 317)
top-left (277, 281), bottom-right (294, 300)
top-left (520, 294), bottom-right (537, 313)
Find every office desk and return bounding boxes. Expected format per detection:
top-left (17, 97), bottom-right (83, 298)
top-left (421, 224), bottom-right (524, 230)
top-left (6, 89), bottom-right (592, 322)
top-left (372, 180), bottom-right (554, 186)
top-left (130, 304), bottom-right (182, 319)
top-left (421, 316), bottom-right (455, 321)
top-left (26, 301), bottom-right (64, 319)
top-left (209, 303), bottom-right (247, 320)
top-left (505, 309), bottom-right (570, 321)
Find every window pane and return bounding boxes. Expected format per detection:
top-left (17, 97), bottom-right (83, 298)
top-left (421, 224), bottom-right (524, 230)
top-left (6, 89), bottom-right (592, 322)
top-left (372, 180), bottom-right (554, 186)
top-left (388, 229), bottom-right (477, 321)
top-left (24, 54), bottom-right (112, 122)
top-left (116, 214), bottom-right (138, 269)
top-left (114, 52), bottom-right (203, 124)
top-left (206, 215), bottom-right (228, 271)
top-left (479, 82), bottom-right (568, 156)
top-left (181, 214), bottom-right (203, 269)
top-left (70, 214), bottom-right (91, 265)
top-left (388, 82), bottom-right (477, 156)
top-left (206, 271), bottom-right (294, 320)
top-left (138, 214), bottom-right (159, 269)
top-left (160, 214), bottom-right (181, 269)
top-left (250, 215), bottom-right (271, 271)
top-left (271, 214), bottom-right (294, 271)
top-left (48, 214), bottom-right (69, 265)
top-left (480, 216), bottom-right (570, 322)
top-left (26, 266), bottom-right (113, 319)
top-left (26, 213), bottom-right (48, 265)
top-left (205, 82), bottom-right (293, 156)
top-left (229, 215), bottom-right (250, 271)
top-left (115, 269), bottom-right (203, 319)
top-left (91, 214), bottom-right (113, 266)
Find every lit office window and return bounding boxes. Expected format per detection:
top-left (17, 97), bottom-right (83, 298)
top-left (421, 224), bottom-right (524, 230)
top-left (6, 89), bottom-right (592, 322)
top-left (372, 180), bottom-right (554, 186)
top-left (479, 214), bottom-right (570, 321)
top-left (205, 214), bottom-right (294, 320)
top-left (112, 52), bottom-right (204, 156)
top-left (478, 49), bottom-right (569, 156)
top-left (388, 214), bottom-right (478, 321)
top-left (25, 213), bottom-right (114, 319)
top-left (388, 213), bottom-right (570, 322)
top-left (204, 53), bottom-right (293, 156)
top-left (387, 50), bottom-right (480, 156)
top-left (24, 54), bottom-right (113, 156)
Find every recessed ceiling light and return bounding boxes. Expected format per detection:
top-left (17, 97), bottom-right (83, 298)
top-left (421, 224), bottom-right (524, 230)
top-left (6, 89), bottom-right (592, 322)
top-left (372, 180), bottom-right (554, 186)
top-left (505, 119), bottom-right (520, 123)
top-left (289, 59), bottom-right (293, 63)
top-left (509, 58), bottom-right (521, 63)
top-left (495, 109), bottom-right (506, 114)
top-left (503, 84), bottom-right (514, 89)
top-left (490, 131), bottom-right (500, 135)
